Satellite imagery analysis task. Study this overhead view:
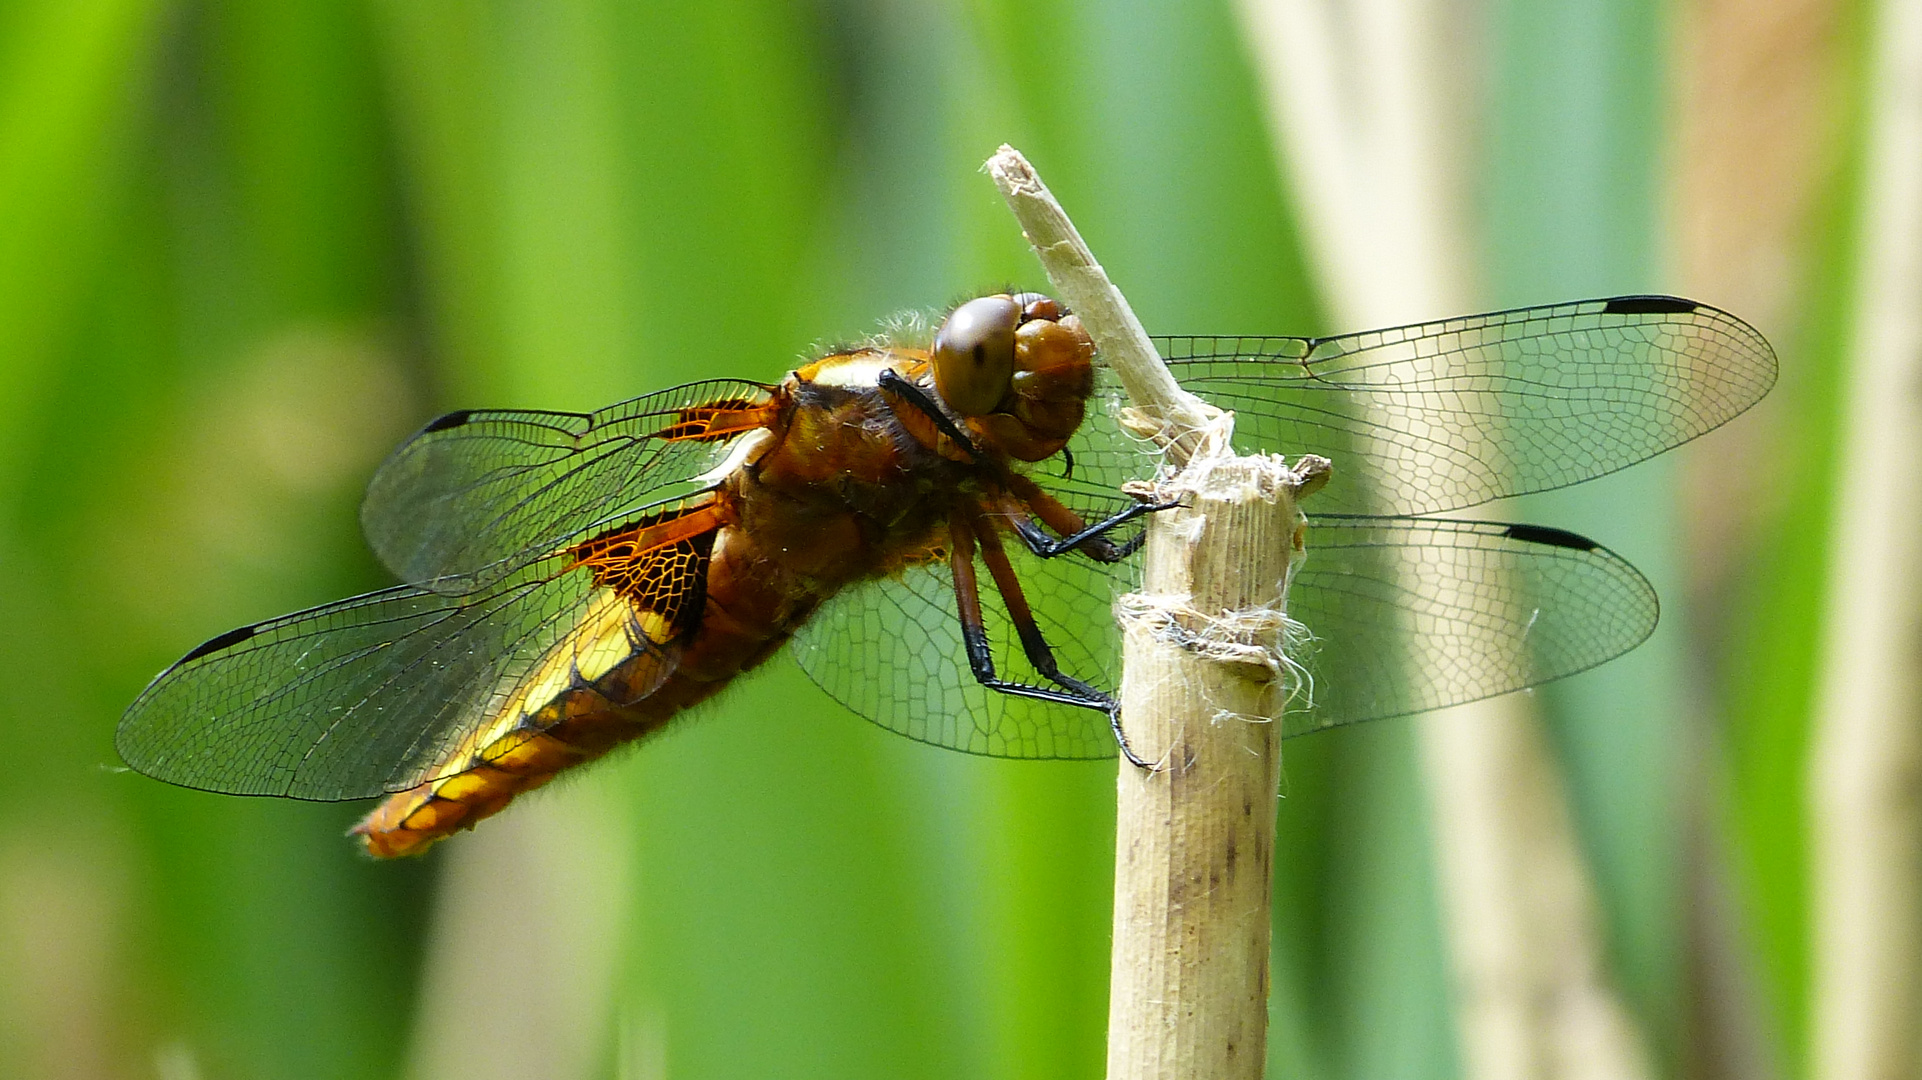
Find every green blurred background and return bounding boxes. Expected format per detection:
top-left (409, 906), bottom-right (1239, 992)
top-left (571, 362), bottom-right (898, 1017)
top-left (0, 1), bottom-right (1859, 1077)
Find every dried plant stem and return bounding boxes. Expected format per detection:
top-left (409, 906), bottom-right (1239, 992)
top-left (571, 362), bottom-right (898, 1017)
top-left (1809, 1), bottom-right (1922, 1075)
top-left (986, 147), bottom-right (1221, 465)
top-left (988, 144), bottom-right (1316, 1080)
top-left (1105, 462), bottom-right (1303, 1080)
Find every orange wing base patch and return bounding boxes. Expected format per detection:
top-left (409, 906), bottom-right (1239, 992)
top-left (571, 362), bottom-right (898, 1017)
top-left (655, 397), bottom-right (780, 443)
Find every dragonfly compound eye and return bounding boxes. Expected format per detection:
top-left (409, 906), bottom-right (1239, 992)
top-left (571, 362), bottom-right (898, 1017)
top-left (961, 311), bottom-right (1096, 463)
top-left (933, 295), bottom-right (1020, 417)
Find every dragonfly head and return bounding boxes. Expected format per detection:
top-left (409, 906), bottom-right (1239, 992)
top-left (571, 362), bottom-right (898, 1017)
top-left (931, 292), bottom-right (1094, 463)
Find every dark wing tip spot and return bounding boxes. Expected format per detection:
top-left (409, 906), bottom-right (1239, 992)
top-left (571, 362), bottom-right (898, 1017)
top-left (182, 624), bottom-right (259, 662)
top-left (1603, 295), bottom-right (1698, 315)
top-left (422, 409), bottom-right (475, 433)
top-left (1504, 523), bottom-right (1599, 551)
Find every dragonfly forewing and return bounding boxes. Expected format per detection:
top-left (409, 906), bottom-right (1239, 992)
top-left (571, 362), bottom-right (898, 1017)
top-left (361, 379), bottom-right (774, 592)
top-left (1147, 295), bottom-right (1776, 516)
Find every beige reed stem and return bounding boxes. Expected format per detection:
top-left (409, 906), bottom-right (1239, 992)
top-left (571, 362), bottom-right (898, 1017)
top-left (988, 145), bottom-right (1320, 1080)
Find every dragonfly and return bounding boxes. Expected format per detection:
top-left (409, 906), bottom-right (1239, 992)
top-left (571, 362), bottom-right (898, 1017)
top-left (118, 291), bottom-right (1776, 857)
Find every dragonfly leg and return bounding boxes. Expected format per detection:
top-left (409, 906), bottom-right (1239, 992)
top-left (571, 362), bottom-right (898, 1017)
top-left (954, 509), bottom-right (1155, 768)
top-left (878, 373), bottom-right (1170, 563)
top-left (1001, 474), bottom-right (1178, 563)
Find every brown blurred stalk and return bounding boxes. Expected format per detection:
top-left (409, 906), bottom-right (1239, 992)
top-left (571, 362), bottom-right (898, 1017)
top-left (1809, 1), bottom-right (1922, 1076)
top-left (1233, 1), bottom-right (1655, 1076)
top-left (1669, 0), bottom-right (1845, 1076)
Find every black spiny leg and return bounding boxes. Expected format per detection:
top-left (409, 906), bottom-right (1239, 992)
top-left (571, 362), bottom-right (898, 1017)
top-left (1001, 474), bottom-right (1180, 564)
top-left (1005, 498), bottom-right (1172, 562)
top-left (952, 509), bottom-right (1155, 769)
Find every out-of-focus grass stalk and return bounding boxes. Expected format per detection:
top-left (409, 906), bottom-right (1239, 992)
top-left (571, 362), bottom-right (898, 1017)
top-left (1234, 2), bottom-right (1654, 1076)
top-left (403, 793), bottom-right (631, 1080)
top-left (1808, 1), bottom-right (1922, 1075)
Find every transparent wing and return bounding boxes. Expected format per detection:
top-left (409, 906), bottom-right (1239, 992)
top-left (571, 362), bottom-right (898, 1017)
top-left (1055, 295), bottom-right (1776, 516)
top-left (789, 546), bottom-right (1126, 761)
top-left (1282, 515), bottom-right (1658, 737)
top-left (118, 557), bottom-right (608, 801)
top-left (362, 379), bottom-right (772, 592)
top-left (790, 515), bottom-right (1655, 755)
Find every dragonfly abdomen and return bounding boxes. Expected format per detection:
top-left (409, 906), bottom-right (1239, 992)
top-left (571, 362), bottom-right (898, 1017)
top-left (352, 516), bottom-right (833, 857)
top-left (351, 684), bottom-right (663, 857)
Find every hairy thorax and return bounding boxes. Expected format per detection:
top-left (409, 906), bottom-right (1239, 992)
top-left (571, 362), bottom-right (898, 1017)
top-left (729, 351), bottom-right (981, 588)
